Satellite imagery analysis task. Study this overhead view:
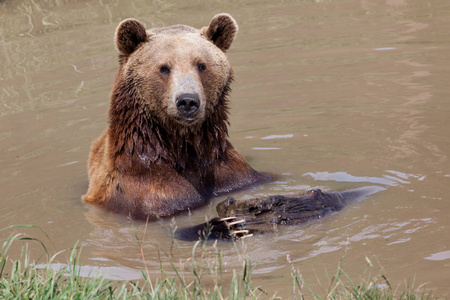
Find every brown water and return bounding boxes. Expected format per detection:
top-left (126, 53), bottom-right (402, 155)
top-left (1, 0), bottom-right (450, 297)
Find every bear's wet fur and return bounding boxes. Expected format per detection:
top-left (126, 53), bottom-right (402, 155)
top-left (83, 14), bottom-right (268, 220)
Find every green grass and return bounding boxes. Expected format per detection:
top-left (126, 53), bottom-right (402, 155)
top-left (0, 225), bottom-right (437, 299)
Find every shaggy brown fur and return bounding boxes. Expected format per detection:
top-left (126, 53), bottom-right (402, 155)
top-left (82, 14), bottom-right (267, 220)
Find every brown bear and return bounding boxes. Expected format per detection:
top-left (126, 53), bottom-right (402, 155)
top-left (82, 14), bottom-right (268, 220)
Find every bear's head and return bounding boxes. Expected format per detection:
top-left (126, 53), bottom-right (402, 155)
top-left (110, 14), bottom-right (239, 167)
top-left (114, 14), bottom-right (237, 126)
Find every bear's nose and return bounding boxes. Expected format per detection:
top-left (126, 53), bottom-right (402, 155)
top-left (176, 93), bottom-right (200, 116)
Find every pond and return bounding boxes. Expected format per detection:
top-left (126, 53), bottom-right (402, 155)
top-left (1, 0), bottom-right (449, 297)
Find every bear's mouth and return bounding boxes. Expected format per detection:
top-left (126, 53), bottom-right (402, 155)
top-left (175, 116), bottom-right (199, 125)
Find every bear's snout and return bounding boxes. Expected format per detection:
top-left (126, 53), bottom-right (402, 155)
top-left (176, 93), bottom-right (200, 117)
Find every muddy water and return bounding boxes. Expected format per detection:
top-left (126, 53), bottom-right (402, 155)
top-left (1, 0), bottom-right (450, 297)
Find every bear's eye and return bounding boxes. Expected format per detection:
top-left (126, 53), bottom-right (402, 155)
top-left (197, 62), bottom-right (206, 73)
top-left (160, 65), bottom-right (171, 75)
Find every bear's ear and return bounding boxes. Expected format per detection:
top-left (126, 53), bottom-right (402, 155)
top-left (115, 18), bottom-right (147, 56)
top-left (201, 13), bottom-right (238, 52)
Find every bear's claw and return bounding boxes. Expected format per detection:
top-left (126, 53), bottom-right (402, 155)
top-left (175, 216), bottom-right (250, 241)
top-left (227, 219), bottom-right (246, 226)
top-left (217, 217), bottom-right (251, 240)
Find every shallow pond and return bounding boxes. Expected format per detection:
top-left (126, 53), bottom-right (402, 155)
top-left (1, 0), bottom-right (450, 297)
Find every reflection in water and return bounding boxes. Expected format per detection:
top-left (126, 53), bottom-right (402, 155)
top-left (303, 170), bottom-right (426, 186)
top-left (425, 251), bottom-right (450, 261)
top-left (386, 0), bottom-right (407, 7)
top-left (35, 263), bottom-right (143, 280)
top-left (1, 0), bottom-right (450, 297)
